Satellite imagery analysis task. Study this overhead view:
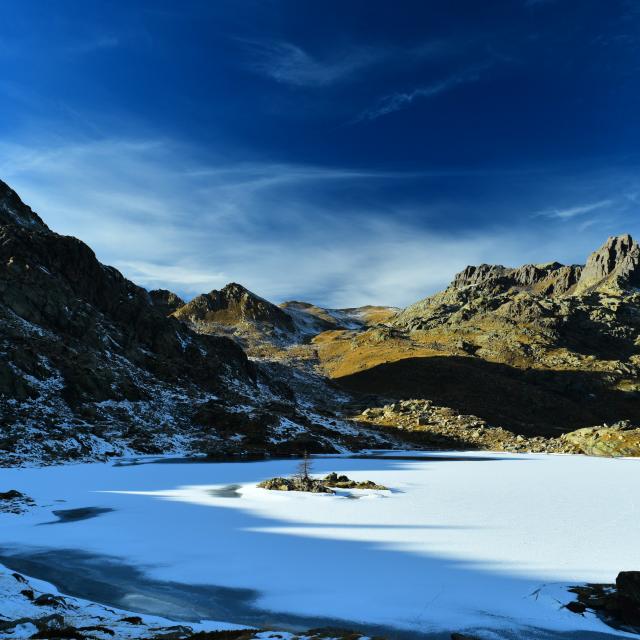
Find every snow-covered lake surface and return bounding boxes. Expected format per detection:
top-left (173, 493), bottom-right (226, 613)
top-left (1, 451), bottom-right (639, 639)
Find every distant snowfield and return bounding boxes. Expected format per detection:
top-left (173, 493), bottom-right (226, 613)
top-left (0, 451), bottom-right (638, 639)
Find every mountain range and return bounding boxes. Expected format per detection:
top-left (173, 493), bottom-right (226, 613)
top-left (1, 178), bottom-right (639, 464)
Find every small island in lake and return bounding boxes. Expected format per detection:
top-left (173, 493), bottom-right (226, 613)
top-left (257, 455), bottom-right (388, 493)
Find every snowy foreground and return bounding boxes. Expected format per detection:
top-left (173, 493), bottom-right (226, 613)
top-left (1, 451), bottom-right (639, 639)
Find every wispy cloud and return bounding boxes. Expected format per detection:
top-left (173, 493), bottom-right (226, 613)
top-left (241, 39), bottom-right (379, 87)
top-left (356, 67), bottom-right (485, 122)
top-left (535, 199), bottom-right (613, 219)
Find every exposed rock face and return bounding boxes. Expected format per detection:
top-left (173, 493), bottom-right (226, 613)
top-left (0, 179), bottom-right (48, 231)
top-left (173, 282), bottom-right (295, 335)
top-left (451, 262), bottom-right (582, 297)
top-left (353, 399), bottom-right (580, 453)
top-left (574, 234), bottom-right (640, 294)
top-left (559, 422), bottom-right (640, 457)
top-left (618, 571), bottom-right (640, 614)
top-left (149, 288), bottom-right (185, 316)
top-left (397, 235), bottom-right (640, 334)
top-left (394, 236), bottom-right (640, 358)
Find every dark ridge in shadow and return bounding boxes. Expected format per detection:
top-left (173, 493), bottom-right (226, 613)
top-left (335, 356), bottom-right (640, 436)
top-left (556, 304), bottom-right (640, 361)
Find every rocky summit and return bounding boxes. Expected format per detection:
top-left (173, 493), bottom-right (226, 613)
top-left (574, 233), bottom-right (640, 294)
top-left (172, 282), bottom-right (296, 340)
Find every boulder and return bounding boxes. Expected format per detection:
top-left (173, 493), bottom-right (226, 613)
top-left (617, 571), bottom-right (640, 608)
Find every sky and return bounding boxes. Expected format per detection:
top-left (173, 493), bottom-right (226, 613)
top-left (0, 0), bottom-right (639, 307)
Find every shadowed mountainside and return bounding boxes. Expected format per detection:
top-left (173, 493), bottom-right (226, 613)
top-left (336, 356), bottom-right (640, 436)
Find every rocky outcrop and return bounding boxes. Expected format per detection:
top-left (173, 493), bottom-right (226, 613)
top-left (257, 475), bottom-right (334, 493)
top-left (354, 400), bottom-right (581, 453)
top-left (0, 490), bottom-right (35, 514)
top-left (357, 401), bottom-right (640, 456)
top-left (396, 235), bottom-right (640, 332)
top-left (0, 179), bottom-right (48, 231)
top-left (451, 262), bottom-right (582, 297)
top-left (559, 421), bottom-right (640, 457)
top-left (574, 234), bottom-right (640, 294)
top-left (569, 571), bottom-right (640, 632)
top-left (149, 288), bottom-right (185, 316)
top-left (443, 236), bottom-right (640, 299)
top-left (322, 472), bottom-right (388, 490)
top-left (257, 472), bottom-right (387, 492)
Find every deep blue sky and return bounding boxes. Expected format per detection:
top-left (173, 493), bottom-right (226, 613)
top-left (1, 0), bottom-right (639, 306)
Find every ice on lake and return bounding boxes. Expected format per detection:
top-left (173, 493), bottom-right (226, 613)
top-left (1, 451), bottom-right (638, 639)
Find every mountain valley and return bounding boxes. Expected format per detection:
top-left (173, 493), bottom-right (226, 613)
top-left (2, 179), bottom-right (640, 464)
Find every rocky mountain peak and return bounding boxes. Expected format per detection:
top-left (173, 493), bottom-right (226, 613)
top-left (173, 282), bottom-right (294, 332)
top-left (574, 234), bottom-right (640, 294)
top-left (0, 180), bottom-right (49, 231)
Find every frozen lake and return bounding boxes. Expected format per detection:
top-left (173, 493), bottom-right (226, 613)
top-left (0, 451), bottom-right (638, 639)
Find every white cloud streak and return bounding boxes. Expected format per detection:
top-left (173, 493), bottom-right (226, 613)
top-left (535, 199), bottom-right (613, 219)
top-left (356, 68), bottom-right (485, 122)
